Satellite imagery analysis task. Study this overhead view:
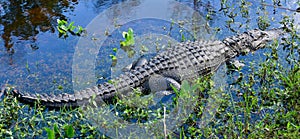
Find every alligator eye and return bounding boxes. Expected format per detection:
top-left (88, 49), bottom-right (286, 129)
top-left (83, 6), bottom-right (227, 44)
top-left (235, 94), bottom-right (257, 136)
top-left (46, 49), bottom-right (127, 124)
top-left (256, 32), bottom-right (268, 40)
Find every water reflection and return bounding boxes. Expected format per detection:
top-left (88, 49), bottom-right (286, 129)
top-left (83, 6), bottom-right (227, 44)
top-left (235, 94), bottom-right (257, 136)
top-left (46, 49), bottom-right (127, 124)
top-left (92, 0), bottom-right (129, 13)
top-left (0, 0), bottom-right (78, 53)
top-left (0, 0), bottom-right (80, 94)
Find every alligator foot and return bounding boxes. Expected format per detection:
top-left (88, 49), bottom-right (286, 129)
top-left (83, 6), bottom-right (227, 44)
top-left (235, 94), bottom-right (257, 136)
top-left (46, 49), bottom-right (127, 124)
top-left (140, 75), bottom-right (181, 108)
top-left (142, 75), bottom-right (181, 93)
top-left (226, 59), bottom-right (245, 70)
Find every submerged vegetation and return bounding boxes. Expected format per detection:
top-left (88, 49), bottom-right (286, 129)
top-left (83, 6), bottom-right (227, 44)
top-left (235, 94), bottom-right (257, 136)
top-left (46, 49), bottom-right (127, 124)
top-left (0, 0), bottom-right (300, 138)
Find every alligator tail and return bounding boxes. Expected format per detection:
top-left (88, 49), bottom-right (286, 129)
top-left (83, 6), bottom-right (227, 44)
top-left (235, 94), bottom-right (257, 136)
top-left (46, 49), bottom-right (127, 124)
top-left (1, 82), bottom-right (118, 109)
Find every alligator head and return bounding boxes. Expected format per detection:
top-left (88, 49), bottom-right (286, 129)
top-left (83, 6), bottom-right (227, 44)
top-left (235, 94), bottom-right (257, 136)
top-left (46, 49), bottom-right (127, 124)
top-left (248, 28), bottom-right (284, 51)
top-left (223, 28), bottom-right (285, 55)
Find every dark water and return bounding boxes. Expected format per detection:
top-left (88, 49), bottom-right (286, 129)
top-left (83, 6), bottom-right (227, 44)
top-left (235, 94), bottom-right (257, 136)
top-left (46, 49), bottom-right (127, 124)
top-left (0, 0), bottom-right (299, 94)
top-left (0, 0), bottom-right (94, 94)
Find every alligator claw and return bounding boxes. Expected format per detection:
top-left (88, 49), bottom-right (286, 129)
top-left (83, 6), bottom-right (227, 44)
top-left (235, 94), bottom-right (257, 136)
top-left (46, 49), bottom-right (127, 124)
top-left (227, 59), bottom-right (245, 70)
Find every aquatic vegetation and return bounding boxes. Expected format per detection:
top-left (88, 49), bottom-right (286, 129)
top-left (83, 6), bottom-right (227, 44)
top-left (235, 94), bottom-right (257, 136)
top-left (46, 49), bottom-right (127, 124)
top-left (120, 28), bottom-right (135, 47)
top-left (57, 19), bottom-right (84, 38)
top-left (109, 54), bottom-right (117, 61)
top-left (44, 123), bottom-right (75, 139)
top-left (112, 48), bottom-right (118, 52)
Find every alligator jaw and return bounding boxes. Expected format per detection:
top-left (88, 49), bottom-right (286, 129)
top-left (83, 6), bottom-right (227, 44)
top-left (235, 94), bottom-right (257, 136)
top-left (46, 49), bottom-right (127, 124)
top-left (251, 28), bottom-right (285, 50)
top-left (222, 28), bottom-right (285, 55)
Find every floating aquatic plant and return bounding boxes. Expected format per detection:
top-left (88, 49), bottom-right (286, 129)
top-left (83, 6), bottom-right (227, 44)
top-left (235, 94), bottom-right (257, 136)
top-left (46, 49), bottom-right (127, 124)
top-left (120, 28), bottom-right (135, 47)
top-left (57, 19), bottom-right (85, 38)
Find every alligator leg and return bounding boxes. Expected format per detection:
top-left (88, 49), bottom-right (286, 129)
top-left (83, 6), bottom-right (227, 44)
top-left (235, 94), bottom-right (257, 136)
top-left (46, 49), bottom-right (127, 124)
top-left (122, 57), bottom-right (148, 72)
top-left (140, 74), bottom-right (181, 104)
top-left (126, 55), bottom-right (182, 95)
top-left (137, 75), bottom-right (181, 109)
top-left (226, 59), bottom-right (245, 70)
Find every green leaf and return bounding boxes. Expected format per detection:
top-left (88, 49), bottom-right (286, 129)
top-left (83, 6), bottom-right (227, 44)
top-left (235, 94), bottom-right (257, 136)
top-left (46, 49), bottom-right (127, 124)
top-left (128, 28), bottom-right (134, 34)
top-left (57, 85), bottom-right (63, 90)
top-left (53, 123), bottom-right (60, 136)
top-left (56, 19), bottom-right (85, 37)
top-left (113, 48), bottom-right (117, 52)
top-left (180, 80), bottom-right (191, 98)
top-left (127, 28), bottom-right (134, 42)
top-left (75, 26), bottom-right (84, 36)
top-left (181, 80), bottom-right (190, 91)
top-left (120, 41), bottom-right (126, 46)
top-left (44, 127), bottom-right (55, 139)
top-left (64, 125), bottom-right (75, 138)
top-left (170, 84), bottom-right (179, 94)
top-left (68, 22), bottom-right (75, 30)
top-left (109, 54), bottom-right (117, 61)
top-left (57, 19), bottom-right (67, 26)
top-left (69, 25), bottom-right (76, 32)
top-left (60, 25), bottom-right (68, 32)
top-left (120, 28), bottom-right (135, 46)
top-left (78, 26), bottom-right (83, 30)
top-left (57, 27), bottom-right (66, 34)
top-left (181, 33), bottom-right (186, 42)
top-left (62, 20), bottom-right (67, 25)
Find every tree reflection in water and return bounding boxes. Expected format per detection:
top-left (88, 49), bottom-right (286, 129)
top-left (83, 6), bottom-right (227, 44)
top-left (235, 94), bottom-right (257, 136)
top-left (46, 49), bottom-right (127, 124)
top-left (0, 0), bottom-right (78, 53)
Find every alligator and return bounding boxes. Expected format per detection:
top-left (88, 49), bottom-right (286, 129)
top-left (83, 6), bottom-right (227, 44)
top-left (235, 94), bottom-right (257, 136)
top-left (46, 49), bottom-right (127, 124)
top-left (1, 28), bottom-right (284, 109)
